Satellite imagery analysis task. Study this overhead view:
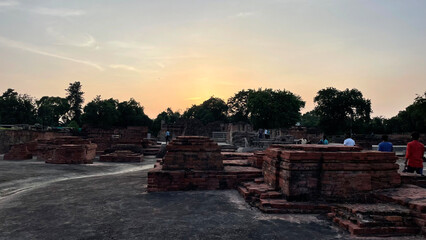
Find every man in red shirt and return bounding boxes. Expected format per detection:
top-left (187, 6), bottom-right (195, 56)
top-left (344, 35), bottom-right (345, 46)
top-left (403, 132), bottom-right (425, 176)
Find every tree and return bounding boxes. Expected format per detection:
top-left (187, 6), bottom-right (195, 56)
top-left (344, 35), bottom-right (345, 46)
top-left (384, 92), bottom-right (426, 133)
top-left (313, 87), bottom-right (371, 134)
top-left (246, 89), bottom-right (305, 129)
top-left (36, 96), bottom-right (70, 126)
top-left (183, 97), bottom-right (228, 124)
top-left (300, 110), bottom-right (320, 128)
top-left (81, 96), bottom-right (119, 128)
top-left (65, 81), bottom-right (84, 125)
top-left (0, 88), bottom-right (36, 124)
top-left (117, 98), bottom-right (152, 127)
top-left (152, 108), bottom-right (181, 136)
top-left (227, 89), bottom-right (254, 123)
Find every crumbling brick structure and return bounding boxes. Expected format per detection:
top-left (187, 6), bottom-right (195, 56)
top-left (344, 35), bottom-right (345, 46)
top-left (99, 150), bottom-right (143, 162)
top-left (262, 144), bottom-right (400, 201)
top-left (36, 136), bottom-right (97, 164)
top-left (148, 136), bottom-right (262, 192)
top-left (3, 143), bottom-right (32, 160)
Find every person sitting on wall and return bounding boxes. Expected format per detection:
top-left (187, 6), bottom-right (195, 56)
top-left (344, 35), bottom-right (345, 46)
top-left (378, 135), bottom-right (393, 152)
top-left (403, 132), bottom-right (425, 176)
top-left (323, 136), bottom-right (329, 145)
top-left (343, 133), bottom-right (355, 146)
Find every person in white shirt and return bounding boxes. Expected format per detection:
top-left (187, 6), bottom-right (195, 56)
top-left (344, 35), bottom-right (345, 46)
top-left (343, 134), bottom-right (355, 146)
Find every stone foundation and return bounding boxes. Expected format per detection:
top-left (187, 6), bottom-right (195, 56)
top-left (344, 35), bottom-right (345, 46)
top-left (148, 136), bottom-right (262, 192)
top-left (37, 136), bottom-right (97, 164)
top-left (99, 150), bottom-right (143, 162)
top-left (262, 144), bottom-right (400, 201)
top-left (3, 143), bottom-right (32, 160)
top-left (162, 136), bottom-right (223, 170)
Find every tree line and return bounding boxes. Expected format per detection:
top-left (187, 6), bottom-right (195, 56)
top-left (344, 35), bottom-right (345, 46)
top-left (0, 82), bottom-right (424, 136)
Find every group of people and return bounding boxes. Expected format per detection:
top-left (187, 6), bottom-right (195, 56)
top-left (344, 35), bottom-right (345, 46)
top-left (323, 132), bottom-right (425, 176)
top-left (375, 132), bottom-right (424, 176)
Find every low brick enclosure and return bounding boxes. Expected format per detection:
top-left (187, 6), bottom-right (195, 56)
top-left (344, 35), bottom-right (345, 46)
top-left (3, 143), bottom-right (32, 160)
top-left (162, 136), bottom-right (223, 170)
top-left (99, 150), bottom-right (143, 162)
top-left (262, 144), bottom-right (401, 201)
top-left (148, 136), bottom-right (262, 192)
top-left (36, 136), bottom-right (97, 164)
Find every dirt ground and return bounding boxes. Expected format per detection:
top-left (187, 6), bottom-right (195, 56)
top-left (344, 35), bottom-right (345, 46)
top-left (0, 155), bottom-right (423, 240)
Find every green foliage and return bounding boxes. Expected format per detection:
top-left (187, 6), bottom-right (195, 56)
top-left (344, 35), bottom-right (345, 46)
top-left (117, 98), bottom-right (152, 127)
top-left (0, 88), bottom-right (36, 124)
top-left (81, 97), bottom-right (152, 128)
top-left (183, 97), bottom-right (228, 124)
top-left (152, 108), bottom-right (181, 136)
top-left (36, 96), bottom-right (70, 126)
top-left (381, 92), bottom-right (426, 133)
top-left (82, 96), bottom-right (119, 128)
top-left (65, 81), bottom-right (84, 125)
top-left (246, 89), bottom-right (305, 129)
top-left (227, 89), bottom-right (254, 123)
top-left (314, 87), bottom-right (371, 134)
top-left (67, 120), bottom-right (80, 130)
top-left (300, 110), bottom-right (320, 128)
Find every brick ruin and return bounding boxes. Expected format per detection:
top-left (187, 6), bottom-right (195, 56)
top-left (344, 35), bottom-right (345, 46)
top-left (3, 143), bottom-right (33, 160)
top-left (36, 136), bottom-right (97, 164)
top-left (259, 144), bottom-right (400, 201)
top-left (148, 136), bottom-right (262, 192)
top-left (149, 139), bottom-right (425, 237)
top-left (85, 126), bottom-right (158, 160)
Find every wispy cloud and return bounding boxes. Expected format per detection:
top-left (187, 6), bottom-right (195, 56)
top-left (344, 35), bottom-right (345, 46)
top-left (232, 12), bottom-right (254, 18)
top-left (0, 0), bottom-right (19, 7)
top-left (46, 27), bottom-right (98, 49)
top-left (31, 7), bottom-right (85, 17)
top-left (107, 41), bottom-right (153, 51)
top-left (0, 36), bottom-right (103, 71)
top-left (156, 62), bottom-right (165, 69)
top-left (151, 54), bottom-right (203, 60)
top-left (109, 64), bottom-right (140, 72)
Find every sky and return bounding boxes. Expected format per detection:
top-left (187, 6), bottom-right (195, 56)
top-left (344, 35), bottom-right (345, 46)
top-left (0, 0), bottom-right (425, 118)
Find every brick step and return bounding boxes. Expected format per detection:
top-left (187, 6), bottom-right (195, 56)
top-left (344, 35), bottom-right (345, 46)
top-left (259, 199), bottom-right (331, 214)
top-left (244, 183), bottom-right (275, 195)
top-left (223, 159), bottom-right (250, 167)
top-left (237, 186), bottom-right (251, 200)
top-left (260, 191), bottom-right (283, 199)
top-left (330, 215), bottom-right (420, 237)
top-left (254, 177), bottom-right (264, 183)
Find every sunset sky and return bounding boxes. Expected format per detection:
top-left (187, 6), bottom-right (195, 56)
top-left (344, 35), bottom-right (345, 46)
top-left (0, 0), bottom-right (425, 118)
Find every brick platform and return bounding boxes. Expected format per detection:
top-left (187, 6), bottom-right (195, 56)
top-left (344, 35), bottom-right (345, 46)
top-left (36, 136), bottom-right (97, 164)
top-left (262, 144), bottom-right (400, 201)
top-left (328, 203), bottom-right (420, 237)
top-left (221, 152), bottom-right (254, 160)
top-left (248, 151), bottom-right (265, 168)
top-left (162, 136), bottom-right (223, 170)
top-left (400, 173), bottom-right (426, 188)
top-left (373, 185), bottom-right (426, 235)
top-left (3, 143), bottom-right (32, 160)
top-left (99, 150), bottom-right (143, 162)
top-left (148, 136), bottom-right (262, 192)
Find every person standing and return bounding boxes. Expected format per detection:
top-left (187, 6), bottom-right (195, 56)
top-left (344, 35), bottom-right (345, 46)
top-left (343, 134), bottom-right (355, 146)
top-left (378, 135), bottom-right (393, 152)
top-left (403, 132), bottom-right (425, 176)
top-left (165, 130), bottom-right (170, 144)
